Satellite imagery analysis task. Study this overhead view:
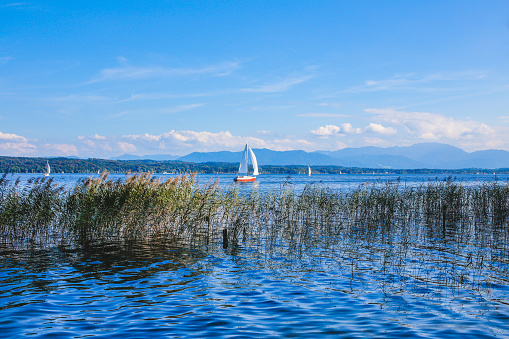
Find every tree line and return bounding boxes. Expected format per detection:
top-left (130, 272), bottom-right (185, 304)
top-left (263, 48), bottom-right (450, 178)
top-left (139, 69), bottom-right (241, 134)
top-left (0, 156), bottom-right (507, 175)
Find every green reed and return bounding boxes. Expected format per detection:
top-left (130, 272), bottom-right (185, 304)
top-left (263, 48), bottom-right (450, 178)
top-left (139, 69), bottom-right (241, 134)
top-left (1, 172), bottom-right (508, 294)
top-left (1, 173), bottom-right (508, 248)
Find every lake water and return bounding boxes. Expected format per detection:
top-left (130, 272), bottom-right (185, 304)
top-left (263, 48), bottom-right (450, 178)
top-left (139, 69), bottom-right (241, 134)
top-left (1, 173), bottom-right (509, 338)
top-left (4, 171), bottom-right (509, 192)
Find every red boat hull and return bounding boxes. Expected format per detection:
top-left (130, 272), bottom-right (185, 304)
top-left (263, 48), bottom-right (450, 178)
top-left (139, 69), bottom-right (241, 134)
top-left (234, 176), bottom-right (256, 182)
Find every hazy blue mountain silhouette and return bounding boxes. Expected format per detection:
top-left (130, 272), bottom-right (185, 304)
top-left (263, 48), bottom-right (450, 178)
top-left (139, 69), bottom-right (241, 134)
top-left (113, 143), bottom-right (509, 169)
top-left (318, 143), bottom-right (470, 168)
top-left (178, 149), bottom-right (344, 166)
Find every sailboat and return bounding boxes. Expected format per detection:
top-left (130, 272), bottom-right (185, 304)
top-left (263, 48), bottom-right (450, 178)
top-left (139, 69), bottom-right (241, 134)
top-left (44, 161), bottom-right (50, 177)
top-left (308, 166), bottom-right (311, 176)
top-left (234, 143), bottom-right (259, 182)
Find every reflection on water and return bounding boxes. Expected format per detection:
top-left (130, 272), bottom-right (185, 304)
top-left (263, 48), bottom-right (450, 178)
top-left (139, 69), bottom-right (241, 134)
top-left (1, 221), bottom-right (508, 338)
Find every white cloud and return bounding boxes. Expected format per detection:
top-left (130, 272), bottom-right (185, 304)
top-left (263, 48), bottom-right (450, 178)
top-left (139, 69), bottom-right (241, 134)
top-left (78, 134), bottom-right (106, 143)
top-left (365, 123), bottom-right (397, 135)
top-left (81, 140), bottom-right (96, 148)
top-left (91, 134), bottom-right (106, 140)
top-left (311, 125), bottom-right (341, 136)
top-left (366, 108), bottom-right (495, 140)
top-left (121, 130), bottom-right (318, 153)
top-left (311, 123), bottom-right (360, 136)
top-left (123, 133), bottom-right (161, 142)
top-left (340, 123), bottom-right (361, 134)
top-left (0, 142), bottom-right (36, 154)
top-left (124, 130), bottom-right (248, 149)
top-left (0, 131), bottom-right (27, 141)
top-left (117, 142), bottom-right (137, 153)
top-left (46, 144), bottom-right (78, 156)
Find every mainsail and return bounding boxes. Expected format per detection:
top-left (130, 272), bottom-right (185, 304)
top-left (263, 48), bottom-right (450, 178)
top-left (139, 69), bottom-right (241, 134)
top-left (238, 144), bottom-right (249, 175)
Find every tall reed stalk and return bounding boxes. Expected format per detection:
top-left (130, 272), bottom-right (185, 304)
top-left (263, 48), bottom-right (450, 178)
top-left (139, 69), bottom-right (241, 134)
top-left (0, 173), bottom-right (507, 252)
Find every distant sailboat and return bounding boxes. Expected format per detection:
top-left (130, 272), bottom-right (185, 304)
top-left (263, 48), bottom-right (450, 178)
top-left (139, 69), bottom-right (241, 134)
top-left (234, 143), bottom-right (259, 182)
top-left (308, 166), bottom-right (311, 176)
top-left (44, 161), bottom-right (50, 177)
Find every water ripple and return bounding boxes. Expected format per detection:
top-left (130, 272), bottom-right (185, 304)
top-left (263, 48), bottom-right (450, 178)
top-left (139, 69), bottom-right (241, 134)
top-left (0, 239), bottom-right (508, 338)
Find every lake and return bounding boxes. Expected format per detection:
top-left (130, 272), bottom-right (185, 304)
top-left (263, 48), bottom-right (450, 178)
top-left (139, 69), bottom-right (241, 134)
top-left (1, 173), bottom-right (508, 338)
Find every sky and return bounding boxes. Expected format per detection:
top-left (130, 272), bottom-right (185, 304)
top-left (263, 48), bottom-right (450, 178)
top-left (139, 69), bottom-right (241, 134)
top-left (1, 1), bottom-right (509, 158)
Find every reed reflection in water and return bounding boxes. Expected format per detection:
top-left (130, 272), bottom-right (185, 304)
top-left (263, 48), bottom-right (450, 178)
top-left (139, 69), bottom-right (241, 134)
top-left (0, 173), bottom-right (508, 337)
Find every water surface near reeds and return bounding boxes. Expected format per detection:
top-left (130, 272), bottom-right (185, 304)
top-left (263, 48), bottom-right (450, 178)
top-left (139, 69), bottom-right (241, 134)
top-left (0, 173), bottom-right (508, 338)
top-left (5, 172), bottom-right (509, 192)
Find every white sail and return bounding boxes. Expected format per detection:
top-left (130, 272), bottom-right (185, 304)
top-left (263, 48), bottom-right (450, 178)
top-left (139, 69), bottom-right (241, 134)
top-left (238, 144), bottom-right (249, 175)
top-left (44, 161), bottom-right (50, 176)
top-left (248, 145), bottom-right (259, 176)
top-left (308, 166), bottom-right (311, 176)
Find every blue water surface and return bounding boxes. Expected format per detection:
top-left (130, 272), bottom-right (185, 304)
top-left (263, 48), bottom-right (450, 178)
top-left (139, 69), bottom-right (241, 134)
top-left (1, 173), bottom-right (508, 338)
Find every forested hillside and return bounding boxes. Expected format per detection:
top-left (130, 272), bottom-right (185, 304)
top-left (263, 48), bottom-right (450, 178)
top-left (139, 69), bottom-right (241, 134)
top-left (1, 156), bottom-right (508, 175)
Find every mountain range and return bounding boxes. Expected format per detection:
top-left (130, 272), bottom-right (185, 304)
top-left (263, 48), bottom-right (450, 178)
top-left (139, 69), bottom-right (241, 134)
top-left (112, 143), bottom-right (509, 169)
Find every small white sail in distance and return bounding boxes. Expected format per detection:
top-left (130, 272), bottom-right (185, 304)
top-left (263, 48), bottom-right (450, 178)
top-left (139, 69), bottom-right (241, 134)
top-left (44, 160), bottom-right (50, 176)
top-left (308, 166), bottom-right (311, 176)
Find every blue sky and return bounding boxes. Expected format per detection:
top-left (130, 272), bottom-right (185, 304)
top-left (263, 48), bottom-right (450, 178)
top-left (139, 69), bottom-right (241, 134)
top-left (1, 1), bottom-right (508, 158)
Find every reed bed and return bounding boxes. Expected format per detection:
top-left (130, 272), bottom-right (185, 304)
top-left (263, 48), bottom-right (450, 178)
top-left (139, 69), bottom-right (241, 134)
top-left (1, 172), bottom-right (508, 293)
top-left (1, 173), bottom-right (508, 246)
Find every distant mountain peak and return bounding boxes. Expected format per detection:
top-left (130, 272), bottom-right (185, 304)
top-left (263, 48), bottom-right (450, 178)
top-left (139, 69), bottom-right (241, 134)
top-left (177, 143), bottom-right (509, 169)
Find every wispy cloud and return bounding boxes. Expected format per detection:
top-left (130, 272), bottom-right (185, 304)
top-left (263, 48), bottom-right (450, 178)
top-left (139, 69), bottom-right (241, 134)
top-left (1, 3), bottom-right (27, 8)
top-left (297, 113), bottom-right (351, 118)
top-left (89, 61), bottom-right (240, 83)
top-left (0, 57), bottom-right (13, 65)
top-left (241, 75), bottom-right (313, 93)
top-left (114, 103), bottom-right (204, 118)
top-left (113, 91), bottom-right (217, 103)
top-left (344, 71), bottom-right (487, 93)
top-left (316, 103), bottom-right (341, 107)
top-left (48, 94), bottom-right (113, 103)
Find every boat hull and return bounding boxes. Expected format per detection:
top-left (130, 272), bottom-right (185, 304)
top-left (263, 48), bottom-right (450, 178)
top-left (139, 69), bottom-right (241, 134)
top-left (234, 176), bottom-right (256, 182)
